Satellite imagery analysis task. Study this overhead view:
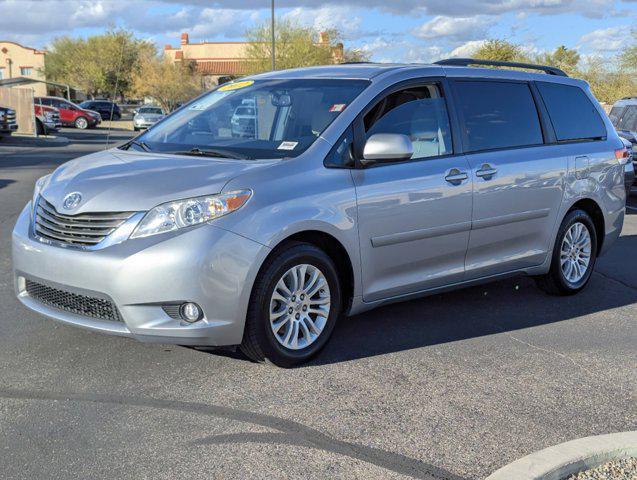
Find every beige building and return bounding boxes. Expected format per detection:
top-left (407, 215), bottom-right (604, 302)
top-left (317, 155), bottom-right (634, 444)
top-left (164, 32), bottom-right (344, 87)
top-left (0, 41), bottom-right (47, 96)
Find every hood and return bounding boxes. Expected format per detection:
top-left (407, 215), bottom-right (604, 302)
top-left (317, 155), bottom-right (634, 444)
top-left (40, 149), bottom-right (276, 214)
top-left (136, 113), bottom-right (164, 120)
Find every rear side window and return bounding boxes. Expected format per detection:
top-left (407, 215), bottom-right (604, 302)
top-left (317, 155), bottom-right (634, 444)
top-left (537, 82), bottom-right (606, 142)
top-left (454, 81), bottom-right (543, 152)
top-left (617, 106), bottom-right (637, 132)
top-left (609, 106), bottom-right (625, 126)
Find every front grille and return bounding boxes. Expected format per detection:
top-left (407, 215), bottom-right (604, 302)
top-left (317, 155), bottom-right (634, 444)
top-left (34, 197), bottom-right (133, 247)
top-left (25, 279), bottom-right (122, 322)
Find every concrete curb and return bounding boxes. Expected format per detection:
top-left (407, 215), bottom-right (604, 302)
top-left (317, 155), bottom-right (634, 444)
top-left (486, 431), bottom-right (637, 480)
top-left (5, 135), bottom-right (69, 146)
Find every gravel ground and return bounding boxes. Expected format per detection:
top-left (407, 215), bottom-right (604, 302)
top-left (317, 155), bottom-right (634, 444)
top-left (566, 458), bottom-right (637, 480)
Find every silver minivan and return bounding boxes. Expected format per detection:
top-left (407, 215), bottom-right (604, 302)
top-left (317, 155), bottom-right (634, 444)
top-left (13, 60), bottom-right (627, 366)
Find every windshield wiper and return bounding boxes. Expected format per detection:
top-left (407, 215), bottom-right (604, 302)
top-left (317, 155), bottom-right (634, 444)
top-left (122, 140), bottom-right (151, 152)
top-left (171, 147), bottom-right (248, 160)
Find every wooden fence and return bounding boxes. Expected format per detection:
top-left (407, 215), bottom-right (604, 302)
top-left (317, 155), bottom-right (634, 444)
top-left (0, 87), bottom-right (35, 135)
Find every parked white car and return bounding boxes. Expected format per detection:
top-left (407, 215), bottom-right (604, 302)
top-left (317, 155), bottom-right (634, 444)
top-left (133, 106), bottom-right (165, 131)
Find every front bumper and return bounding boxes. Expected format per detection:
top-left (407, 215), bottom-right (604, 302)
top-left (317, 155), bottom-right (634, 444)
top-left (12, 203), bottom-right (269, 346)
top-left (133, 120), bottom-right (157, 129)
top-left (0, 123), bottom-right (18, 134)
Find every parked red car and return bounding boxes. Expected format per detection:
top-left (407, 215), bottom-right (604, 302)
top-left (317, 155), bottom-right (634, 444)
top-left (34, 104), bottom-right (61, 134)
top-left (34, 96), bottom-right (101, 129)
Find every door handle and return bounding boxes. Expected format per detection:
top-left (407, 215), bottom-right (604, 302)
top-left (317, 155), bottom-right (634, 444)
top-left (476, 164), bottom-right (497, 179)
top-left (445, 169), bottom-right (468, 185)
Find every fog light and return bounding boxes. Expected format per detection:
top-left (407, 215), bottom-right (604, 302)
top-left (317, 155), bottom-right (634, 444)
top-left (180, 302), bottom-right (202, 323)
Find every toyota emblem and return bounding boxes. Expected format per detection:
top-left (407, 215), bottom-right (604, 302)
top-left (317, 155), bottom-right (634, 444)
top-left (62, 192), bottom-right (82, 210)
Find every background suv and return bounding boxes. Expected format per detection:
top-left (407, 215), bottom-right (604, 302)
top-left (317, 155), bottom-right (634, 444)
top-left (14, 60), bottom-right (626, 366)
top-left (79, 100), bottom-right (121, 121)
top-left (34, 96), bottom-right (101, 129)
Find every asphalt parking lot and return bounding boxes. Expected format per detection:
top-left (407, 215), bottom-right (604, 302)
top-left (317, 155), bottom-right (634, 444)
top-left (0, 128), bottom-right (635, 480)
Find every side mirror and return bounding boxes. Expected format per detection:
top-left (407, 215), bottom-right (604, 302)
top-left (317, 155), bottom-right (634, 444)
top-left (361, 133), bottom-right (413, 166)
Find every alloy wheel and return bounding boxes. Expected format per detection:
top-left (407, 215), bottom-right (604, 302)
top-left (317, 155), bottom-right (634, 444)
top-left (269, 264), bottom-right (331, 350)
top-left (560, 222), bottom-right (592, 284)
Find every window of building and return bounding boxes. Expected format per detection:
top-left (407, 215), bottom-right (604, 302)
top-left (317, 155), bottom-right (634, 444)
top-left (536, 82), bottom-right (606, 142)
top-left (364, 84), bottom-right (453, 160)
top-left (0, 69), bottom-right (4, 80)
top-left (20, 67), bottom-right (33, 76)
top-left (454, 81), bottom-right (543, 152)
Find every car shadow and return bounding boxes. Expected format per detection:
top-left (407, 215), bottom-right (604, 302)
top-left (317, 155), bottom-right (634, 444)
top-left (0, 179), bottom-right (15, 189)
top-left (196, 233), bottom-right (637, 367)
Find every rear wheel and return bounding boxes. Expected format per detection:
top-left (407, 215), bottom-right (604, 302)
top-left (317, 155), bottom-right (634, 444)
top-left (35, 119), bottom-right (45, 135)
top-left (240, 243), bottom-right (341, 367)
top-left (535, 209), bottom-right (597, 296)
top-left (74, 116), bottom-right (88, 129)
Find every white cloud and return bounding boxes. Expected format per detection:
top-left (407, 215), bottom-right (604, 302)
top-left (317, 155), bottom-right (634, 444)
top-left (413, 16), bottom-right (494, 42)
top-left (283, 6), bottom-right (363, 39)
top-left (578, 25), bottom-right (633, 53)
top-left (448, 40), bottom-right (487, 58)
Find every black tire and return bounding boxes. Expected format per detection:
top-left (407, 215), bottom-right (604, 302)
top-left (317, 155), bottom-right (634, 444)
top-left (36, 119), bottom-right (45, 135)
top-left (74, 116), bottom-right (88, 129)
top-left (133, 126), bottom-right (139, 131)
top-left (535, 209), bottom-right (597, 296)
top-left (240, 242), bottom-right (341, 367)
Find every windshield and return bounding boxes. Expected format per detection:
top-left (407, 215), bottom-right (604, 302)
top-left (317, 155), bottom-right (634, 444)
top-left (139, 107), bottom-right (163, 115)
top-left (134, 79), bottom-right (369, 159)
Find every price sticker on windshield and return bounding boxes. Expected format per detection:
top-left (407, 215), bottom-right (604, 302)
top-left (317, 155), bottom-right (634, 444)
top-left (278, 141), bottom-right (298, 150)
top-left (329, 104), bottom-right (346, 112)
top-left (218, 80), bottom-right (254, 92)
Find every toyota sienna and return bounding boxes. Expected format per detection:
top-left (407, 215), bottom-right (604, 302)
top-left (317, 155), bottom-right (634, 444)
top-left (13, 59), bottom-right (627, 366)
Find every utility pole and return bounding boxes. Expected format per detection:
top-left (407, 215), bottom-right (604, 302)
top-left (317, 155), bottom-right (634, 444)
top-left (271, 0), bottom-right (275, 70)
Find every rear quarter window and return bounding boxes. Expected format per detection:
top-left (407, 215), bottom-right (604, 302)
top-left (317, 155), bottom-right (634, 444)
top-left (536, 82), bottom-right (606, 142)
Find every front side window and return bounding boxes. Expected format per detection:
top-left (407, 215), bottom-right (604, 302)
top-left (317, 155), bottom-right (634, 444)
top-left (135, 79), bottom-right (369, 159)
top-left (364, 84), bottom-right (453, 160)
top-left (536, 82), bottom-right (606, 142)
top-left (454, 81), bottom-right (543, 152)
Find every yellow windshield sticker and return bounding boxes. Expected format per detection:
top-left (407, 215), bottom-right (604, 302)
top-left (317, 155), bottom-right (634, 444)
top-left (218, 80), bottom-right (254, 92)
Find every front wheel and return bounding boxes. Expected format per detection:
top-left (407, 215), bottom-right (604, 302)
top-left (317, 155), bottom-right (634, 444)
top-left (74, 116), bottom-right (88, 129)
top-left (240, 243), bottom-right (341, 367)
top-left (535, 209), bottom-right (597, 296)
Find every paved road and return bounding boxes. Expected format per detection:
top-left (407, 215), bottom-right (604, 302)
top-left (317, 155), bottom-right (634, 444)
top-left (1, 128), bottom-right (635, 480)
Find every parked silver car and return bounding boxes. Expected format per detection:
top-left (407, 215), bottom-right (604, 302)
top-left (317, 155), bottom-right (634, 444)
top-left (13, 60), bottom-right (627, 366)
top-left (133, 106), bottom-right (165, 131)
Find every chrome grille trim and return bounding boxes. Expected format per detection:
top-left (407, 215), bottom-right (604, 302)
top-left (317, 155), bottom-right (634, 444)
top-left (34, 197), bottom-right (134, 247)
top-left (25, 279), bottom-right (122, 323)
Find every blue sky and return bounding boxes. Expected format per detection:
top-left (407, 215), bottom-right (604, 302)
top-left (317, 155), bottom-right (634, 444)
top-left (0, 0), bottom-right (635, 64)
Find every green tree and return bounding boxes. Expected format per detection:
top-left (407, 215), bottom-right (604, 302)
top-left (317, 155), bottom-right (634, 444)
top-left (620, 30), bottom-right (637, 72)
top-left (474, 39), bottom-right (530, 63)
top-left (244, 19), bottom-right (364, 73)
top-left (45, 29), bottom-right (154, 99)
top-left (539, 45), bottom-right (580, 75)
top-left (130, 56), bottom-right (202, 112)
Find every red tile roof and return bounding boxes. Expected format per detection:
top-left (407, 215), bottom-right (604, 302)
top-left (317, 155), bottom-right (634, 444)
top-left (195, 60), bottom-right (255, 75)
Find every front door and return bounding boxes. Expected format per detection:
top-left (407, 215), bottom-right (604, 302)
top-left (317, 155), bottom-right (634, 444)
top-left (353, 82), bottom-right (473, 302)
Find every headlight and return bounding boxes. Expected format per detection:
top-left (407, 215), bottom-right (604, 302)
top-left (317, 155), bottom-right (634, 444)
top-left (32, 174), bottom-right (51, 211)
top-left (130, 190), bottom-right (252, 239)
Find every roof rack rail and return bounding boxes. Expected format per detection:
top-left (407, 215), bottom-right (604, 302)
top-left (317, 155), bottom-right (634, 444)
top-left (435, 58), bottom-right (568, 77)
